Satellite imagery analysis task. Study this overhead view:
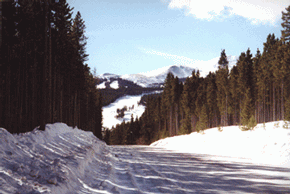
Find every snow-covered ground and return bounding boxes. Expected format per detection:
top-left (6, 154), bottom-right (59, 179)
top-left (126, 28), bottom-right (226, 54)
top-left (96, 81), bottom-right (106, 89)
top-left (151, 121), bottom-right (290, 167)
top-left (102, 92), bottom-right (161, 129)
top-left (1, 121), bottom-right (290, 193)
top-left (110, 81), bottom-right (119, 89)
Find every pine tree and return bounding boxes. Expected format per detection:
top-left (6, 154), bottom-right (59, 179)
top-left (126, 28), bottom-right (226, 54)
top-left (229, 65), bottom-right (239, 124)
top-left (281, 5), bottom-right (290, 43)
top-left (253, 49), bottom-right (262, 123)
top-left (180, 78), bottom-right (192, 134)
top-left (197, 104), bottom-right (208, 132)
top-left (236, 49), bottom-right (254, 124)
top-left (72, 11), bottom-right (89, 63)
top-left (216, 49), bottom-right (229, 126)
top-left (206, 72), bottom-right (218, 127)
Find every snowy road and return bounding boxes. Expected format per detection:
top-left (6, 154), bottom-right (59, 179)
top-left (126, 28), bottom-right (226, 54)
top-left (100, 145), bottom-right (290, 194)
top-left (1, 123), bottom-right (290, 193)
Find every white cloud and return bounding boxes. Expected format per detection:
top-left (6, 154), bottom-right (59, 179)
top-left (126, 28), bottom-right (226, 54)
top-left (165, 0), bottom-right (289, 25)
top-left (139, 47), bottom-right (196, 65)
top-left (139, 47), bottom-right (220, 76)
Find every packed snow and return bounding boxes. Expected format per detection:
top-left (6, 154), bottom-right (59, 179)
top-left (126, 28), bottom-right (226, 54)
top-left (0, 121), bottom-right (290, 193)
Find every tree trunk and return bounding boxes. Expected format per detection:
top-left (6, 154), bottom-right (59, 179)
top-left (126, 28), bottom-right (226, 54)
top-left (282, 81), bottom-right (284, 120)
top-left (40, 0), bottom-right (49, 130)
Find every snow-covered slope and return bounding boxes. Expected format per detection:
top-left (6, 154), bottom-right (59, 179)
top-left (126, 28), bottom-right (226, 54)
top-left (102, 94), bottom-right (145, 129)
top-left (1, 121), bottom-right (290, 193)
top-left (109, 81), bottom-right (119, 89)
top-left (151, 121), bottom-right (290, 167)
top-left (102, 91), bottom-right (161, 129)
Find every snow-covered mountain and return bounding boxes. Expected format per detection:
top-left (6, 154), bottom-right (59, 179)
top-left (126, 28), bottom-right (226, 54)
top-left (97, 65), bottom-right (195, 89)
top-left (98, 55), bottom-right (238, 88)
top-left (121, 65), bottom-right (195, 88)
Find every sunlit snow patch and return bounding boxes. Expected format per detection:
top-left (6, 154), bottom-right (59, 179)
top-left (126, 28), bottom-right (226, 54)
top-left (97, 81), bottom-right (106, 89)
top-left (110, 81), bottom-right (119, 89)
top-left (151, 120), bottom-right (290, 167)
top-left (102, 91), bottom-right (162, 129)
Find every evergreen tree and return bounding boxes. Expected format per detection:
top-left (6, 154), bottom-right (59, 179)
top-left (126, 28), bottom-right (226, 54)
top-left (229, 65), bottom-right (239, 124)
top-left (253, 49), bottom-right (262, 122)
top-left (72, 11), bottom-right (89, 63)
top-left (216, 49), bottom-right (229, 126)
top-left (206, 72), bottom-right (219, 127)
top-left (197, 104), bottom-right (208, 132)
top-left (0, 0), bottom-right (102, 138)
top-left (281, 5), bottom-right (290, 43)
top-left (236, 49), bottom-right (254, 123)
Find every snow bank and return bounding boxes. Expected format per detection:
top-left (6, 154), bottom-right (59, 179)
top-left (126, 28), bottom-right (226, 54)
top-left (151, 121), bottom-right (290, 167)
top-left (0, 123), bottom-right (111, 194)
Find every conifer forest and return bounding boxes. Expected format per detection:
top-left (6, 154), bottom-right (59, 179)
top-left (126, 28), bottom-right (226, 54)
top-left (106, 5), bottom-right (290, 145)
top-left (1, 0), bottom-right (102, 138)
top-left (1, 1), bottom-right (290, 147)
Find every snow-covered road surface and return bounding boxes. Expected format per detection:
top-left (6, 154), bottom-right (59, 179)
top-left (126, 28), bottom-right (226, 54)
top-left (105, 145), bottom-right (290, 193)
top-left (1, 122), bottom-right (290, 193)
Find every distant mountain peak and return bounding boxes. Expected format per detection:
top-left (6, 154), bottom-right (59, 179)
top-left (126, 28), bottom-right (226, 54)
top-left (98, 56), bottom-right (238, 88)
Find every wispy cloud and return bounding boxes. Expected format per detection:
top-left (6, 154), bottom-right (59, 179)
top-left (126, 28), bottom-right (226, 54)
top-left (138, 47), bottom-right (223, 76)
top-left (139, 47), bottom-right (196, 66)
top-left (164, 0), bottom-right (289, 25)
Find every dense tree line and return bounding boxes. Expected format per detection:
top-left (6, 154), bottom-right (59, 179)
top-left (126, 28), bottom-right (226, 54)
top-left (106, 5), bottom-right (290, 145)
top-left (1, 0), bottom-right (102, 138)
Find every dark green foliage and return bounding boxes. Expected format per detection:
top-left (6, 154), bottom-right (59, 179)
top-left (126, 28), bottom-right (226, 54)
top-left (281, 5), bottom-right (290, 43)
top-left (241, 115), bottom-right (257, 131)
top-left (216, 49), bottom-right (229, 126)
top-left (0, 0), bottom-right (102, 138)
top-left (196, 104), bottom-right (208, 132)
top-left (116, 106), bottom-right (127, 118)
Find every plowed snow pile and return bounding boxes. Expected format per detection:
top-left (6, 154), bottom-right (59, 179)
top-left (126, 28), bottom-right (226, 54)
top-left (0, 123), bottom-right (111, 193)
top-left (151, 121), bottom-right (290, 167)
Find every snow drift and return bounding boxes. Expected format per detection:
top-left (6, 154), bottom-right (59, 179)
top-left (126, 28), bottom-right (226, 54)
top-left (0, 123), bottom-right (111, 193)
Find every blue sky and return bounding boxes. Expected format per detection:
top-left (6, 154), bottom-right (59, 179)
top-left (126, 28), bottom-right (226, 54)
top-left (67, 0), bottom-right (289, 75)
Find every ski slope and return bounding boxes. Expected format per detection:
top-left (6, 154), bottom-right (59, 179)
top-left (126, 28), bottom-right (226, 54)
top-left (102, 91), bottom-right (161, 129)
top-left (0, 122), bottom-right (290, 193)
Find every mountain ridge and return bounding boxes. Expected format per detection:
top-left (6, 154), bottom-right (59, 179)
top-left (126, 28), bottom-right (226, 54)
top-left (97, 55), bottom-right (238, 88)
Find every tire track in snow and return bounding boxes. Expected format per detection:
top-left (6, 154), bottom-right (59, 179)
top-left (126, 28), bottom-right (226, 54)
top-left (106, 145), bottom-right (290, 194)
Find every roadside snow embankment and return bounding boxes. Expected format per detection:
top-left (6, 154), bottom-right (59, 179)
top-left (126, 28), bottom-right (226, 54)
top-left (0, 123), bottom-right (110, 194)
top-left (151, 121), bottom-right (290, 167)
